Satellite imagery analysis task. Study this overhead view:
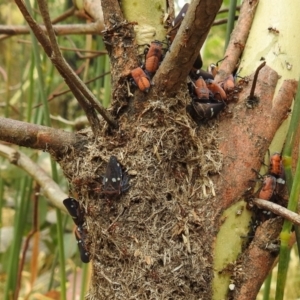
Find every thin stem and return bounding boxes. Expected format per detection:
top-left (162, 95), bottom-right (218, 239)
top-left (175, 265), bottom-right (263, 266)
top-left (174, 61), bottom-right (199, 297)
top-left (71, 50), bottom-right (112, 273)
top-left (212, 16), bottom-right (238, 27)
top-left (0, 22), bottom-right (103, 36)
top-left (276, 146), bottom-right (300, 300)
top-left (224, 0), bottom-right (238, 50)
top-left (14, 184), bottom-right (40, 300)
top-left (252, 198), bottom-right (300, 226)
top-left (249, 61), bottom-right (266, 99)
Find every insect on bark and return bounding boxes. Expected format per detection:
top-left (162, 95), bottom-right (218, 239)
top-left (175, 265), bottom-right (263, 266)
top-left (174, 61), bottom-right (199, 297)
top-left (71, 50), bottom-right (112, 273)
top-left (130, 67), bottom-right (151, 92)
top-left (167, 3), bottom-right (189, 44)
top-left (188, 100), bottom-right (225, 123)
top-left (269, 152), bottom-right (285, 184)
top-left (102, 156), bottom-right (130, 199)
top-left (194, 77), bottom-right (210, 100)
top-left (144, 41), bottom-right (164, 74)
top-left (63, 197), bottom-right (84, 226)
top-left (258, 175), bottom-right (277, 201)
top-left (63, 197), bottom-right (90, 263)
top-left (75, 226), bottom-right (90, 263)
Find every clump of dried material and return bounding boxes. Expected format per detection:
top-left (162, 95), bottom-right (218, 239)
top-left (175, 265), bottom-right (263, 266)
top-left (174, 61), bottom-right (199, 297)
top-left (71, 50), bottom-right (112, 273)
top-left (58, 89), bottom-right (223, 299)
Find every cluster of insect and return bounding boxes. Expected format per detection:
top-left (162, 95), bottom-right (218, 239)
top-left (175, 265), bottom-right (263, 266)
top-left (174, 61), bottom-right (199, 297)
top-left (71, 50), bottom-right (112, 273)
top-left (247, 152), bottom-right (286, 235)
top-left (63, 5), bottom-right (281, 262)
top-left (63, 156), bottom-right (130, 263)
top-left (130, 40), bottom-right (164, 93)
top-left (130, 3), bottom-right (242, 123)
top-left (186, 63), bottom-right (238, 123)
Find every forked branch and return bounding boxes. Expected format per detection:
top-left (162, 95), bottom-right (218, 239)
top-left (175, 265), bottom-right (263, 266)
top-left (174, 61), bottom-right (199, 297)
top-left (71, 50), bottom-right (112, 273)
top-left (14, 0), bottom-right (118, 133)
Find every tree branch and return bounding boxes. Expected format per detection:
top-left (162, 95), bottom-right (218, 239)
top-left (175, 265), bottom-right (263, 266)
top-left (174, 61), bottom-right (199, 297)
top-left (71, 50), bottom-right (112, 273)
top-left (252, 198), bottom-right (300, 226)
top-left (215, 0), bottom-right (259, 82)
top-left (152, 0), bottom-right (223, 96)
top-left (0, 117), bottom-right (86, 153)
top-left (101, 0), bottom-right (124, 27)
top-left (215, 67), bottom-right (298, 210)
top-left (100, 0), bottom-right (140, 103)
top-left (14, 0), bottom-right (118, 132)
top-left (235, 218), bottom-right (283, 300)
top-left (0, 0), bottom-right (105, 38)
top-left (0, 144), bottom-right (68, 212)
top-left (36, 0), bottom-right (104, 134)
top-left (37, 0), bottom-right (66, 58)
top-left (0, 23), bottom-right (103, 37)
top-left (51, 6), bottom-right (76, 24)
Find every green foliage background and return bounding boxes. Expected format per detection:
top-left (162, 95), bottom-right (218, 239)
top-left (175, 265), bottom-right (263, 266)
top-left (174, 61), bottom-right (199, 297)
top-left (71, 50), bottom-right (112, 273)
top-left (0, 1), bottom-right (299, 299)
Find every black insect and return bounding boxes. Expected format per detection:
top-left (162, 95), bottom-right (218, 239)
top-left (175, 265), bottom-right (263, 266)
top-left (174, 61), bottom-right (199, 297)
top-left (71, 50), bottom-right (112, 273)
top-left (187, 100), bottom-right (225, 123)
top-left (102, 156), bottom-right (130, 198)
top-left (63, 197), bottom-right (90, 263)
top-left (75, 226), bottom-right (90, 263)
top-left (63, 197), bottom-right (84, 226)
top-left (268, 27), bottom-right (279, 34)
top-left (172, 3), bottom-right (189, 27)
top-left (189, 54), bottom-right (206, 80)
top-left (193, 54), bottom-right (203, 70)
top-left (190, 69), bottom-right (214, 81)
top-left (167, 3), bottom-right (189, 44)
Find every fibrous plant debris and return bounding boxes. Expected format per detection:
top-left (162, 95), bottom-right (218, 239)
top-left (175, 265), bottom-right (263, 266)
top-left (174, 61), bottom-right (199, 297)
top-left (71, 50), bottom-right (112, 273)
top-left (58, 89), bottom-right (224, 299)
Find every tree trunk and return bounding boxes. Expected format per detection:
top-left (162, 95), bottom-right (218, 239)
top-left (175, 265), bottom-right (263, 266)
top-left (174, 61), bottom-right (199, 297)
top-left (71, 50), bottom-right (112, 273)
top-left (1, 0), bottom-right (299, 299)
top-left (83, 0), bottom-right (298, 298)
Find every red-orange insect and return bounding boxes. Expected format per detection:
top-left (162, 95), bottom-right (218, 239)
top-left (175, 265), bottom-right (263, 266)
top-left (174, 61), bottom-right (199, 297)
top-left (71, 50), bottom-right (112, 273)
top-left (145, 41), bottom-right (163, 74)
top-left (207, 57), bottom-right (228, 78)
top-left (131, 67), bottom-right (151, 92)
top-left (269, 152), bottom-right (285, 183)
top-left (258, 175), bottom-right (276, 201)
top-left (208, 64), bottom-right (218, 78)
top-left (222, 74), bottom-right (235, 93)
top-left (194, 77), bottom-right (210, 100)
top-left (206, 79), bottom-right (227, 101)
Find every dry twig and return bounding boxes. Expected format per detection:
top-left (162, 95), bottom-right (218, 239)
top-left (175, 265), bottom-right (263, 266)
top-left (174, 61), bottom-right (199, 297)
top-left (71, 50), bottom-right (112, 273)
top-left (0, 22), bottom-right (103, 37)
top-left (14, 0), bottom-right (117, 132)
top-left (14, 184), bottom-right (41, 300)
top-left (253, 198), bottom-right (300, 226)
top-left (0, 143), bottom-right (68, 211)
top-left (0, 117), bottom-right (85, 152)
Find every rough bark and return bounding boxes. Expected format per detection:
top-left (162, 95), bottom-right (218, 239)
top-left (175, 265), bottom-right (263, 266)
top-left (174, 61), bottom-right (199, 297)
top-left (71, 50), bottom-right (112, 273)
top-left (1, 0), bottom-right (299, 299)
top-left (0, 117), bottom-right (87, 155)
